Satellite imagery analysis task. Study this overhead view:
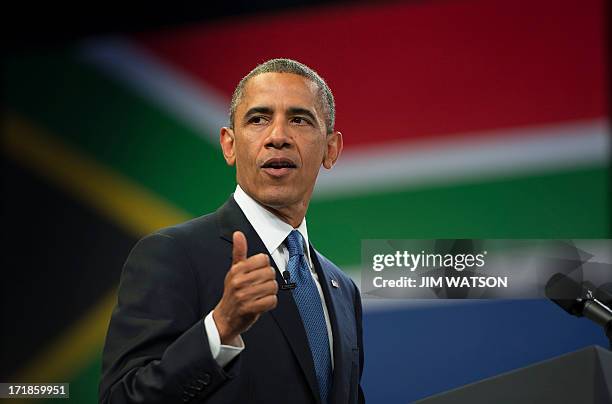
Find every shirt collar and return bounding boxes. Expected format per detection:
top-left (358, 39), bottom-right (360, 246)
top-left (233, 184), bottom-right (311, 259)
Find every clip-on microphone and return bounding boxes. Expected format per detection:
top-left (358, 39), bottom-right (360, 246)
top-left (280, 270), bottom-right (296, 290)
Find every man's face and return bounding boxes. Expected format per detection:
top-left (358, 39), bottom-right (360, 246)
top-left (221, 72), bottom-right (342, 212)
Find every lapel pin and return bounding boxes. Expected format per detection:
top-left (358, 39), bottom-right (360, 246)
top-left (331, 279), bottom-right (339, 288)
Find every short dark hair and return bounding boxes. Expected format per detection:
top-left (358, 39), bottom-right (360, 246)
top-left (229, 58), bottom-right (335, 134)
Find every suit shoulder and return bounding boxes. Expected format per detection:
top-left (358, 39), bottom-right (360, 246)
top-left (153, 210), bottom-right (220, 243)
top-left (126, 210), bottom-right (224, 264)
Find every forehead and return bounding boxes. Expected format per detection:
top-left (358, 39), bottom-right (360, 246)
top-left (239, 72), bottom-right (320, 112)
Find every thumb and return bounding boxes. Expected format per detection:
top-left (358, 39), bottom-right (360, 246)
top-left (232, 231), bottom-right (248, 264)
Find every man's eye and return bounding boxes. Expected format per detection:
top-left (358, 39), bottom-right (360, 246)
top-left (248, 116), bottom-right (267, 124)
top-left (291, 117), bottom-right (310, 125)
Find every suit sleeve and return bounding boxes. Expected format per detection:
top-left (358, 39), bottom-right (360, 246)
top-left (99, 232), bottom-right (239, 404)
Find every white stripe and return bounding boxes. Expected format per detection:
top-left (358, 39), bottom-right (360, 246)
top-left (314, 119), bottom-right (609, 199)
top-left (77, 37), bottom-right (229, 143)
top-left (78, 38), bottom-right (609, 198)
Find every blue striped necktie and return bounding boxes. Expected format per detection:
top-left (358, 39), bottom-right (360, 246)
top-left (285, 230), bottom-right (332, 404)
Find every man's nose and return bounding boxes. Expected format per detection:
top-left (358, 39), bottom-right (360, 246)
top-left (265, 120), bottom-right (292, 149)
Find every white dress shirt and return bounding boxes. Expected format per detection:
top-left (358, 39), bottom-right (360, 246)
top-left (203, 184), bottom-right (334, 368)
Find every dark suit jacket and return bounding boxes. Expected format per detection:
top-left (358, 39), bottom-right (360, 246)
top-left (99, 196), bottom-right (364, 403)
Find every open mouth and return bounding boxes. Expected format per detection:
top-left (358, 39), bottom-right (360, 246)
top-left (261, 157), bottom-right (297, 177)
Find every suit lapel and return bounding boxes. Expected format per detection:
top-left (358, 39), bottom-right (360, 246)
top-left (217, 196), bottom-right (321, 404)
top-left (311, 247), bottom-right (355, 404)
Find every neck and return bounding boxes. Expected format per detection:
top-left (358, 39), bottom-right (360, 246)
top-left (237, 183), bottom-right (312, 228)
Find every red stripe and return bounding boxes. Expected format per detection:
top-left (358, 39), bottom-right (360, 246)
top-left (134, 0), bottom-right (607, 148)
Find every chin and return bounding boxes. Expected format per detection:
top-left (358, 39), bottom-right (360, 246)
top-left (256, 187), bottom-right (300, 208)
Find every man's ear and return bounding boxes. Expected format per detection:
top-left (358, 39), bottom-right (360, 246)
top-left (220, 127), bottom-right (236, 166)
top-left (323, 130), bottom-right (343, 169)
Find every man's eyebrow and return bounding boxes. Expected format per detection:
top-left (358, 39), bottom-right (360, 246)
top-left (287, 107), bottom-right (318, 123)
top-left (243, 106), bottom-right (273, 120)
top-left (243, 106), bottom-right (320, 125)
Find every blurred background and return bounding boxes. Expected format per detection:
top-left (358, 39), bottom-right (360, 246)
top-left (2, 0), bottom-right (610, 402)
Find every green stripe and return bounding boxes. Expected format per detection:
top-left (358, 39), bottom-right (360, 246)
top-left (308, 166), bottom-right (610, 266)
top-left (38, 352), bottom-right (102, 404)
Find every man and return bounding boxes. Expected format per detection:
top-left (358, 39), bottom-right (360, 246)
top-left (99, 58), bottom-right (364, 403)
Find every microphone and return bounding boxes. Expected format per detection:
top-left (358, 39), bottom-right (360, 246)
top-left (545, 273), bottom-right (612, 346)
top-left (280, 270), bottom-right (296, 290)
top-left (593, 282), bottom-right (612, 307)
